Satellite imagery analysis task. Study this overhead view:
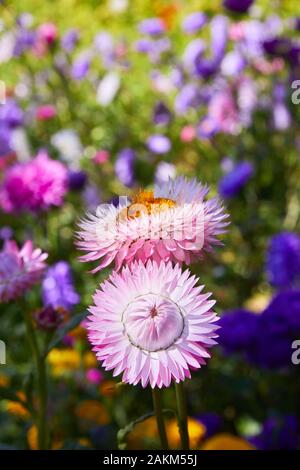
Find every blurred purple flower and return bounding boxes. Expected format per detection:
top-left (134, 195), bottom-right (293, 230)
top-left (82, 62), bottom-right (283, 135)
top-left (223, 0), bottom-right (254, 13)
top-left (152, 101), bottom-right (172, 126)
top-left (115, 148), bottom-right (135, 187)
top-left (218, 309), bottom-right (259, 355)
top-left (266, 232), bottom-right (300, 289)
top-left (0, 126), bottom-right (12, 157)
top-left (0, 100), bottom-right (23, 128)
top-left (13, 28), bottom-right (36, 56)
top-left (83, 184), bottom-right (101, 211)
top-left (249, 416), bottom-right (299, 450)
top-left (68, 170), bottom-right (87, 191)
top-left (197, 117), bottom-right (219, 139)
top-left (147, 134), bottom-right (171, 154)
top-left (182, 39), bottom-right (205, 73)
top-left (34, 305), bottom-right (66, 331)
top-left (221, 49), bottom-right (246, 76)
top-left (174, 83), bottom-right (201, 115)
top-left (71, 54), bottom-right (91, 80)
top-left (273, 102), bottom-right (291, 131)
top-left (42, 261), bottom-right (80, 312)
top-left (138, 18), bottom-right (165, 36)
top-left (182, 12), bottom-right (207, 34)
top-left (61, 28), bottom-right (79, 52)
top-left (219, 161), bottom-right (254, 198)
top-left (196, 413), bottom-right (223, 438)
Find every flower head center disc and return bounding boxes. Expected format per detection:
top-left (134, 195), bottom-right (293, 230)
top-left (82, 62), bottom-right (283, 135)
top-left (119, 190), bottom-right (176, 221)
top-left (122, 293), bottom-right (184, 352)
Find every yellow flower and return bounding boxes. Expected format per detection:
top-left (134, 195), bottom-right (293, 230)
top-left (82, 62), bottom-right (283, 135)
top-left (201, 433), bottom-right (256, 450)
top-left (127, 416), bottom-right (206, 450)
top-left (0, 374), bottom-right (10, 388)
top-left (27, 425), bottom-right (38, 450)
top-left (75, 400), bottom-right (110, 425)
top-left (6, 391), bottom-right (29, 420)
top-left (167, 418), bottom-right (206, 449)
top-left (47, 348), bottom-right (97, 376)
top-left (244, 292), bottom-right (271, 313)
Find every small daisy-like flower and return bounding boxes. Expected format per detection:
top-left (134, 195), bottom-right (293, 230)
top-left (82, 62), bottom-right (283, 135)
top-left (0, 240), bottom-right (47, 303)
top-left (87, 261), bottom-right (218, 388)
top-left (77, 176), bottom-right (228, 272)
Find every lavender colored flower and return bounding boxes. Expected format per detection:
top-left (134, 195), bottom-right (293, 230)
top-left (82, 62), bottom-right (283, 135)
top-left (197, 117), bottom-right (219, 139)
top-left (147, 134), bottom-right (171, 154)
top-left (218, 309), bottom-right (259, 355)
top-left (0, 100), bottom-right (23, 128)
top-left (221, 49), bottom-right (246, 76)
top-left (138, 18), bottom-right (165, 36)
top-left (219, 161), bottom-right (254, 198)
top-left (154, 161), bottom-right (176, 185)
top-left (182, 12), bottom-right (207, 34)
top-left (266, 232), bottom-right (300, 289)
top-left (61, 28), bottom-right (79, 52)
top-left (13, 28), bottom-right (36, 56)
top-left (42, 261), bottom-right (80, 312)
top-left (152, 101), bottom-right (172, 126)
top-left (249, 416), bottom-right (299, 450)
top-left (115, 148), bottom-right (135, 187)
top-left (71, 54), bottom-right (91, 80)
top-left (174, 84), bottom-right (201, 115)
top-left (223, 0), bottom-right (254, 13)
top-left (0, 126), bottom-right (12, 157)
top-left (182, 39), bottom-right (205, 73)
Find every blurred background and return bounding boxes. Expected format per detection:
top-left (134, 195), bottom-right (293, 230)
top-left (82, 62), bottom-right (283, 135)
top-left (0, 0), bottom-right (300, 450)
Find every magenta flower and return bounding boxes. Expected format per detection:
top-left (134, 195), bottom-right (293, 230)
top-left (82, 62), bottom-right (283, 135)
top-left (0, 151), bottom-right (68, 213)
top-left (0, 240), bottom-right (47, 303)
top-left (77, 176), bottom-right (228, 272)
top-left (87, 261), bottom-right (218, 388)
top-left (36, 105), bottom-right (56, 121)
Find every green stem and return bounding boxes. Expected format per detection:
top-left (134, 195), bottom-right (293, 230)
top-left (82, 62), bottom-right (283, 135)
top-left (23, 310), bottom-right (48, 450)
top-left (152, 388), bottom-right (169, 450)
top-left (175, 382), bottom-right (190, 450)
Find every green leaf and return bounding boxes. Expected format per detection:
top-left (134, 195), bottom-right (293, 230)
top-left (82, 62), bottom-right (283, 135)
top-left (45, 311), bottom-right (87, 356)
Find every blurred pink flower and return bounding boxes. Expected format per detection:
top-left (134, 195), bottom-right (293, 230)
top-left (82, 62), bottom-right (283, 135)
top-left (37, 22), bottom-right (58, 45)
top-left (94, 150), bottom-right (110, 165)
top-left (86, 368), bottom-right (103, 385)
top-left (87, 261), bottom-right (219, 388)
top-left (180, 125), bottom-right (196, 142)
top-left (0, 151), bottom-right (68, 213)
top-left (36, 105), bottom-right (56, 121)
top-left (77, 176), bottom-right (228, 272)
top-left (0, 240), bottom-right (47, 302)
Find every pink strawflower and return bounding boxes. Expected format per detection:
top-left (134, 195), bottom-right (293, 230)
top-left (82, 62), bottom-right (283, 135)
top-left (0, 151), bottom-right (68, 213)
top-left (77, 176), bottom-right (228, 272)
top-left (36, 104), bottom-right (56, 121)
top-left (87, 261), bottom-right (218, 388)
top-left (0, 240), bottom-right (47, 303)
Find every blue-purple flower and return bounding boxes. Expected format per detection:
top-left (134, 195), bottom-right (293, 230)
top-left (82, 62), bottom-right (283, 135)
top-left (115, 148), bottom-right (135, 187)
top-left (219, 161), bottom-right (254, 198)
top-left (42, 261), bottom-right (80, 312)
top-left (147, 134), bottom-right (171, 154)
top-left (266, 232), bottom-right (300, 289)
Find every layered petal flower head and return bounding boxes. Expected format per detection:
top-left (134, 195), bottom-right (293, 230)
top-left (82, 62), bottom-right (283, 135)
top-left (77, 176), bottom-right (229, 272)
top-left (0, 240), bottom-right (47, 302)
top-left (87, 261), bottom-right (219, 388)
top-left (0, 151), bottom-right (68, 213)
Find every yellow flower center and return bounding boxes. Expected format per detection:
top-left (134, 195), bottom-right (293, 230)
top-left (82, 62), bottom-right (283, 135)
top-left (119, 190), bottom-right (176, 220)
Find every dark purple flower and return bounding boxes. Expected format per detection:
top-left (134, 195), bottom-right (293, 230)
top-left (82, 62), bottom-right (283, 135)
top-left (263, 37), bottom-right (292, 58)
top-left (196, 413), bottom-right (222, 438)
top-left (68, 170), bottom-right (87, 191)
top-left (138, 18), bottom-right (165, 36)
top-left (115, 148), bottom-right (135, 187)
top-left (249, 415), bottom-right (299, 450)
top-left (218, 309), bottom-right (259, 355)
top-left (61, 28), bottom-right (79, 52)
top-left (182, 39), bottom-right (205, 73)
top-left (34, 305), bottom-right (67, 331)
top-left (147, 134), bottom-right (171, 154)
top-left (248, 290), bottom-right (300, 368)
top-left (223, 0), bottom-right (254, 13)
top-left (152, 101), bottom-right (172, 126)
top-left (182, 12), bottom-right (207, 34)
top-left (42, 261), bottom-right (80, 312)
top-left (266, 232), bottom-right (300, 289)
top-left (219, 161), bottom-right (254, 198)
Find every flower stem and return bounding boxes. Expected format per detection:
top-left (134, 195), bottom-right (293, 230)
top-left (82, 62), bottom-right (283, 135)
top-left (23, 310), bottom-right (48, 450)
top-left (175, 382), bottom-right (190, 450)
top-left (152, 388), bottom-right (169, 450)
